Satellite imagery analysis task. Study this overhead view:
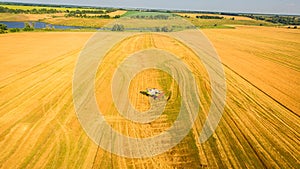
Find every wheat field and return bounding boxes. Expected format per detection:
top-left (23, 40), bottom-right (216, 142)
top-left (0, 27), bottom-right (299, 168)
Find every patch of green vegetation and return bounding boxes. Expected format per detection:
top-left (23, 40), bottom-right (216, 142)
top-left (120, 10), bottom-right (138, 17)
top-left (9, 27), bottom-right (21, 32)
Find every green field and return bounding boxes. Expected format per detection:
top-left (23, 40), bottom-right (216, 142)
top-left (122, 10), bottom-right (176, 17)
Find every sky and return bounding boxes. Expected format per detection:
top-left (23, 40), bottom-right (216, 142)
top-left (1, 0), bottom-right (300, 15)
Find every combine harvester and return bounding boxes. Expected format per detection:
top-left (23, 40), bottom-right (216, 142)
top-left (140, 88), bottom-right (171, 101)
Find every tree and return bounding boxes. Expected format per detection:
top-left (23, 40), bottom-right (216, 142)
top-left (111, 24), bottom-right (124, 31)
top-left (0, 23), bottom-right (7, 30)
top-left (0, 23), bottom-right (8, 34)
top-left (114, 15), bottom-right (121, 18)
top-left (23, 22), bottom-right (34, 31)
top-left (161, 26), bottom-right (170, 32)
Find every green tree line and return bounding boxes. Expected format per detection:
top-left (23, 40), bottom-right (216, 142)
top-left (0, 22), bottom-right (34, 34)
top-left (243, 14), bottom-right (300, 25)
top-left (196, 15), bottom-right (224, 19)
top-left (0, 6), bottom-right (117, 15)
top-left (0, 6), bottom-right (62, 14)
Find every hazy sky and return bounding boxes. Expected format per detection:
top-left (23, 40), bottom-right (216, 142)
top-left (1, 0), bottom-right (300, 15)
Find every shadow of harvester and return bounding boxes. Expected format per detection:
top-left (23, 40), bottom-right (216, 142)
top-left (139, 90), bottom-right (171, 101)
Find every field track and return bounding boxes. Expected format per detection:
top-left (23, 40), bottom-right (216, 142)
top-left (0, 28), bottom-right (299, 168)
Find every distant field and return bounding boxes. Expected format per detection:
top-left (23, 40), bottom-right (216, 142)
top-left (191, 17), bottom-right (275, 28)
top-left (175, 12), bottom-right (277, 28)
top-left (0, 26), bottom-right (299, 168)
top-left (0, 9), bottom-right (278, 29)
top-left (114, 11), bottom-right (277, 29)
top-left (42, 17), bottom-right (112, 28)
top-left (0, 13), bottom-right (65, 21)
top-left (0, 12), bottom-right (119, 28)
top-left (0, 6), bottom-right (127, 28)
top-left (0, 13), bottom-right (112, 28)
top-left (107, 10), bottom-right (127, 17)
top-left (177, 13), bottom-right (254, 20)
top-left (103, 11), bottom-right (186, 31)
top-left (104, 17), bottom-right (190, 30)
top-left (1, 4), bottom-right (102, 12)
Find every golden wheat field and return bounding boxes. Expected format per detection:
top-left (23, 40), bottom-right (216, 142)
top-left (0, 26), bottom-right (299, 168)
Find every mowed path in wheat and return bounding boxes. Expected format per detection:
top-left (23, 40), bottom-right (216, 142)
top-left (0, 28), bottom-right (299, 168)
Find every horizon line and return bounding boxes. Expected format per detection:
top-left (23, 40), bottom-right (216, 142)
top-left (1, 1), bottom-right (300, 16)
